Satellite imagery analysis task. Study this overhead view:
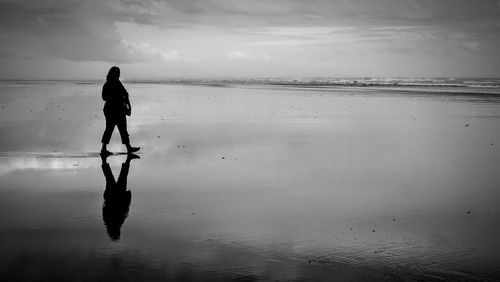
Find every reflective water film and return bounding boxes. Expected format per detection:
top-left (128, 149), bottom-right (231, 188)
top-left (1, 82), bottom-right (500, 281)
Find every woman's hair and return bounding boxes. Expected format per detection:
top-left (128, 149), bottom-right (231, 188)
top-left (106, 66), bottom-right (120, 81)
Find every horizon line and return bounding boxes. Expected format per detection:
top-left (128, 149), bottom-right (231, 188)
top-left (1, 76), bottom-right (500, 82)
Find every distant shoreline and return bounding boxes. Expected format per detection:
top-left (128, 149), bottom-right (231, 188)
top-left (1, 78), bottom-right (500, 96)
top-left (1, 77), bottom-right (500, 88)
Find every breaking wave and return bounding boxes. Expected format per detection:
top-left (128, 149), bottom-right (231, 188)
top-left (126, 77), bottom-right (500, 88)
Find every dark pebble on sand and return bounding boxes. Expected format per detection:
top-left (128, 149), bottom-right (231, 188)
top-left (222, 157), bottom-right (225, 159)
top-left (467, 211), bottom-right (471, 214)
top-left (393, 218), bottom-right (396, 221)
top-left (372, 230), bottom-right (375, 232)
top-left (192, 212), bottom-right (196, 215)
top-left (465, 124), bottom-right (469, 127)
top-left (308, 260), bottom-right (312, 263)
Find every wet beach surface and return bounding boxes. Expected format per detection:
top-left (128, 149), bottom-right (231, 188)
top-left (1, 82), bottom-right (500, 281)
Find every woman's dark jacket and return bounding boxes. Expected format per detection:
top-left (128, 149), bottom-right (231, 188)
top-left (102, 80), bottom-right (130, 116)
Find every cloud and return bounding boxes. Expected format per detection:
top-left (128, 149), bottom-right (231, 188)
top-left (252, 26), bottom-right (355, 37)
top-left (122, 0), bottom-right (500, 28)
top-left (0, 0), bottom-right (194, 63)
top-left (122, 41), bottom-right (196, 62)
top-left (226, 50), bottom-right (270, 60)
top-left (1, 0), bottom-right (500, 77)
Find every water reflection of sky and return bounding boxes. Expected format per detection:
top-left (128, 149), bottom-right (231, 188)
top-left (1, 83), bottom-right (500, 281)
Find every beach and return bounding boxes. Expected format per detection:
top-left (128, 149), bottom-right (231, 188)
top-left (1, 81), bottom-right (500, 281)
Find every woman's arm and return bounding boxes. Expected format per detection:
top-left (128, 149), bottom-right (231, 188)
top-left (102, 83), bottom-right (111, 101)
top-left (118, 81), bottom-right (132, 116)
top-left (118, 81), bottom-right (129, 99)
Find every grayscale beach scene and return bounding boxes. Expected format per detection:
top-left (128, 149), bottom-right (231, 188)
top-left (1, 1), bottom-right (500, 281)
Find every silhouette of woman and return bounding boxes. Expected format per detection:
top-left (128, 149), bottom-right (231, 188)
top-left (101, 153), bottom-right (139, 241)
top-left (100, 66), bottom-right (140, 155)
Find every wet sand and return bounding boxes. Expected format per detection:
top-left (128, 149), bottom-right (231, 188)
top-left (1, 81), bottom-right (500, 281)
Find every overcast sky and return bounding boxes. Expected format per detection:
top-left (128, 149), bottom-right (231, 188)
top-left (1, 0), bottom-right (500, 79)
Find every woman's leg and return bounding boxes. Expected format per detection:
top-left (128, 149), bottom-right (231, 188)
top-left (116, 115), bottom-right (130, 145)
top-left (101, 113), bottom-right (116, 153)
top-left (116, 115), bottom-right (140, 153)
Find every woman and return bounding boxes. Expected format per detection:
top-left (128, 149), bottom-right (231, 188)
top-left (100, 66), bottom-right (140, 155)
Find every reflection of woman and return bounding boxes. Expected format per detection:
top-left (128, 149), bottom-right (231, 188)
top-left (101, 153), bottom-right (139, 241)
top-left (100, 66), bottom-right (140, 155)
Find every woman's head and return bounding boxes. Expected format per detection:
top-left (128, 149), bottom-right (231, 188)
top-left (106, 66), bottom-right (120, 81)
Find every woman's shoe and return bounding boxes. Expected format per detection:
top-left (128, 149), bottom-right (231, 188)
top-left (126, 153), bottom-right (140, 163)
top-left (127, 146), bottom-right (140, 153)
top-left (100, 149), bottom-right (113, 156)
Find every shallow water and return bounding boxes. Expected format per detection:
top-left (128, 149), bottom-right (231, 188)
top-left (1, 82), bottom-right (500, 281)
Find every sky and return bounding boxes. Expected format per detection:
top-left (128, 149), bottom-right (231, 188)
top-left (0, 0), bottom-right (500, 80)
